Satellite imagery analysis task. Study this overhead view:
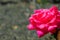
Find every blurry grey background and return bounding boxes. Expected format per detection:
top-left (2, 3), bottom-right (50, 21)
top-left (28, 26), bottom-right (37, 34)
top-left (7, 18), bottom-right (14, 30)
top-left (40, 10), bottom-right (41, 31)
top-left (0, 0), bottom-right (60, 40)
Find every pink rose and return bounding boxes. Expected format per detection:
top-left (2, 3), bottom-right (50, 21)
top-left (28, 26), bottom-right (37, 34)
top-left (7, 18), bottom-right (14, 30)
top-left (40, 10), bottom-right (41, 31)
top-left (27, 6), bottom-right (60, 38)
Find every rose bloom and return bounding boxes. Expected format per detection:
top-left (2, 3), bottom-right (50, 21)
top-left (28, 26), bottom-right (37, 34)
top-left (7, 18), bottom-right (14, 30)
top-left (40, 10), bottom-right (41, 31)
top-left (27, 6), bottom-right (60, 38)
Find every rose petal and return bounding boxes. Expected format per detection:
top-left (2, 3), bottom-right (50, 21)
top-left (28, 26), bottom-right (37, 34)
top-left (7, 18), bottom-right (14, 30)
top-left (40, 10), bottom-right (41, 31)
top-left (27, 24), bottom-right (35, 30)
top-left (36, 30), bottom-right (45, 38)
top-left (48, 25), bottom-right (57, 34)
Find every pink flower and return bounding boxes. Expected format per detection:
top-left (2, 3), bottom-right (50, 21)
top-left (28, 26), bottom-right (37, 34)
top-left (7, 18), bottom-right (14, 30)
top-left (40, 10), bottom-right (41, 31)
top-left (36, 30), bottom-right (45, 38)
top-left (27, 24), bottom-right (35, 30)
top-left (27, 6), bottom-right (60, 38)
